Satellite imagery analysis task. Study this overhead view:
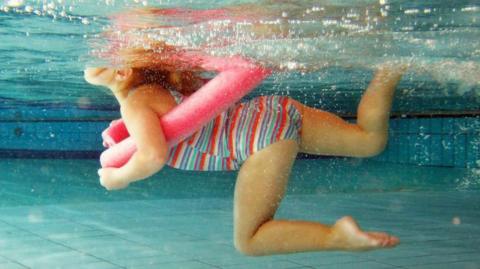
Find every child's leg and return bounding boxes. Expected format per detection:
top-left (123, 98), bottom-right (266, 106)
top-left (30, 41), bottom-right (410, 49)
top-left (297, 66), bottom-right (404, 157)
top-left (233, 140), bottom-right (398, 256)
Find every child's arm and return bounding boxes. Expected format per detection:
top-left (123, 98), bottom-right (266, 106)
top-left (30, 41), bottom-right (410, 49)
top-left (98, 88), bottom-right (169, 190)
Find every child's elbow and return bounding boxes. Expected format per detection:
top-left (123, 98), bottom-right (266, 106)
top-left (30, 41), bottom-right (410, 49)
top-left (150, 153), bottom-right (168, 169)
top-left (357, 136), bottom-right (388, 157)
top-left (149, 154), bottom-right (167, 168)
top-left (138, 150), bottom-right (168, 169)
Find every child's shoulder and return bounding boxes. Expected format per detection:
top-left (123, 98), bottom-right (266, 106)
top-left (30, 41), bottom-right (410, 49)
top-left (125, 84), bottom-right (177, 115)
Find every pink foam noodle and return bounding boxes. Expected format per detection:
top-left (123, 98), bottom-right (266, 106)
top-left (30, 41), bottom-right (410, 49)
top-left (100, 137), bottom-right (137, 168)
top-left (100, 55), bottom-right (271, 168)
top-left (101, 119), bottom-right (129, 147)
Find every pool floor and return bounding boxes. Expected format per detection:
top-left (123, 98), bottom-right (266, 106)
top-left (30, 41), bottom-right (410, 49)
top-left (0, 159), bottom-right (479, 269)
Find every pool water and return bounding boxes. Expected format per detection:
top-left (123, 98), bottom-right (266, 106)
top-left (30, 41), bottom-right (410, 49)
top-left (0, 158), bottom-right (479, 269)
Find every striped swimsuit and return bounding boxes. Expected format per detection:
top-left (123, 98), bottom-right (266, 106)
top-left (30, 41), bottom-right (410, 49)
top-left (166, 90), bottom-right (302, 171)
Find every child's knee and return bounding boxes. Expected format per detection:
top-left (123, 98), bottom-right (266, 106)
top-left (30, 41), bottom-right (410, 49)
top-left (360, 133), bottom-right (388, 157)
top-left (233, 225), bottom-right (267, 256)
top-left (233, 235), bottom-right (259, 256)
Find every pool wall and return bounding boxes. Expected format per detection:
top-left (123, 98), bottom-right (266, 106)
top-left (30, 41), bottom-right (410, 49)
top-left (1, 105), bottom-right (478, 168)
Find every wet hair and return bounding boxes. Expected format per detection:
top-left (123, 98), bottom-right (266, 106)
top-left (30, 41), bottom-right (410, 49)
top-left (93, 8), bottom-right (206, 96)
top-left (134, 68), bottom-right (203, 96)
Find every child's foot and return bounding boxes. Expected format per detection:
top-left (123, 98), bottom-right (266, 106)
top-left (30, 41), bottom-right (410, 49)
top-left (331, 216), bottom-right (399, 251)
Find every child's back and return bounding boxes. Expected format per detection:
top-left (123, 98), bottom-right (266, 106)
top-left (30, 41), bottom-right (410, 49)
top-left (165, 89), bottom-right (302, 171)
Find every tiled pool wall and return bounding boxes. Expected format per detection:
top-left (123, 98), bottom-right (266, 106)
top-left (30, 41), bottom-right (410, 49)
top-left (0, 105), bottom-right (479, 168)
top-left (374, 116), bottom-right (479, 168)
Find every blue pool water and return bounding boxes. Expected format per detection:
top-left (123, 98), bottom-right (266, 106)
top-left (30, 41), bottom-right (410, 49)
top-left (1, 0), bottom-right (480, 268)
top-left (0, 159), bottom-right (479, 269)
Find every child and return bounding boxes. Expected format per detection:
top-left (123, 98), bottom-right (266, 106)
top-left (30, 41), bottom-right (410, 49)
top-left (84, 60), bottom-right (404, 256)
top-left (85, 7), bottom-right (405, 254)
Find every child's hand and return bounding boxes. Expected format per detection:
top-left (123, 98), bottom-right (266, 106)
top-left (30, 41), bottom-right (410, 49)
top-left (101, 130), bottom-right (116, 148)
top-left (98, 168), bottom-right (130, 190)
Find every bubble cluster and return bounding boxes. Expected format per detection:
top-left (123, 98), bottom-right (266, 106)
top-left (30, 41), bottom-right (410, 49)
top-left (0, 0), bottom-right (98, 25)
top-left (1, 0), bottom-right (479, 105)
top-left (82, 0), bottom-right (480, 95)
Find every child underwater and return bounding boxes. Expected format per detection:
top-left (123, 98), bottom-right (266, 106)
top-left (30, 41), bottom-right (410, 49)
top-left (84, 7), bottom-right (406, 256)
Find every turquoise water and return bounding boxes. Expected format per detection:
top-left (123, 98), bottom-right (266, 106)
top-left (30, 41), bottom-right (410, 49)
top-left (0, 0), bottom-right (480, 268)
top-left (0, 158), bottom-right (476, 206)
top-left (0, 0), bottom-right (479, 111)
top-left (1, 159), bottom-right (479, 268)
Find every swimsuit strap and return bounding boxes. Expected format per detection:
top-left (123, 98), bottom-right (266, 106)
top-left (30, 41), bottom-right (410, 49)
top-left (168, 89), bottom-right (185, 104)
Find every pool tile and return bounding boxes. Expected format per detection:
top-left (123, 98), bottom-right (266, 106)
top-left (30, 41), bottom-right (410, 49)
top-left (55, 261), bottom-right (122, 269)
top-left (46, 229), bottom-right (112, 241)
top-left (353, 246), bottom-right (431, 260)
top-left (200, 253), bottom-right (287, 267)
top-left (119, 229), bottom-right (201, 245)
top-left (17, 251), bottom-right (102, 269)
top-left (111, 254), bottom-right (188, 267)
top-left (383, 252), bottom-right (480, 267)
top-left (0, 159), bottom-right (479, 268)
top-left (0, 237), bottom-right (69, 257)
top-left (0, 262), bottom-right (28, 269)
top-left (315, 261), bottom-right (398, 269)
top-left (409, 260), bottom-right (480, 269)
top-left (130, 260), bottom-right (220, 269)
top-left (222, 260), bottom-right (302, 269)
top-left (454, 135), bottom-right (467, 167)
top-left (65, 240), bottom-right (163, 261)
top-left (287, 252), bottom-right (368, 267)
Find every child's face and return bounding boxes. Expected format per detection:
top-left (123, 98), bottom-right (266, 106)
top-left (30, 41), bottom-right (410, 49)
top-left (84, 67), bottom-right (135, 91)
top-left (84, 67), bottom-right (116, 87)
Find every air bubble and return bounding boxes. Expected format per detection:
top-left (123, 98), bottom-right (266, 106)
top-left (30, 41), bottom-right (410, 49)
top-left (28, 211), bottom-right (43, 223)
top-left (4, 0), bottom-right (24, 8)
top-left (380, 8), bottom-right (388, 17)
top-left (461, 6), bottom-right (479, 12)
top-left (404, 9), bottom-right (419, 15)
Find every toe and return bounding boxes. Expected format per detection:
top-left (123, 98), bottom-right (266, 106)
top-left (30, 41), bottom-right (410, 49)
top-left (381, 235), bottom-right (399, 248)
top-left (367, 232), bottom-right (398, 248)
top-left (389, 235), bottom-right (400, 247)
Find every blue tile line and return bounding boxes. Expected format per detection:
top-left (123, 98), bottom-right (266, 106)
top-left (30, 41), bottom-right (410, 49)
top-left (0, 115), bottom-right (478, 168)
